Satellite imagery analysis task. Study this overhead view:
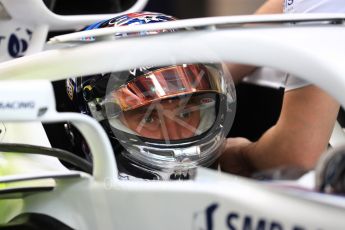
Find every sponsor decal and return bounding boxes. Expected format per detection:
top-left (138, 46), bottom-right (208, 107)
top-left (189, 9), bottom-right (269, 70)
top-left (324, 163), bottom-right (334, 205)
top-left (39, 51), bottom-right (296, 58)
top-left (193, 203), bottom-right (319, 230)
top-left (0, 101), bottom-right (35, 110)
top-left (0, 27), bottom-right (32, 58)
top-left (287, 0), bottom-right (294, 6)
top-left (200, 98), bottom-right (215, 104)
top-left (284, 0), bottom-right (294, 12)
top-left (193, 203), bottom-right (218, 230)
top-left (129, 66), bottom-right (153, 76)
top-left (66, 79), bottom-right (75, 101)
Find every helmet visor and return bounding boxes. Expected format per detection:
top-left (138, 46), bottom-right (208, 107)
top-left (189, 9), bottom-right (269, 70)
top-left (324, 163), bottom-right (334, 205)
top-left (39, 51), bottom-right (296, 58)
top-left (110, 64), bottom-right (222, 112)
top-left (104, 64), bottom-right (225, 141)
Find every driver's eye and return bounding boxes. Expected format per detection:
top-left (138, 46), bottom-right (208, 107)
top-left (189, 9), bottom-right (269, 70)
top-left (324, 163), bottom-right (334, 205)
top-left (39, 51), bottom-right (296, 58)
top-left (179, 111), bottom-right (191, 119)
top-left (144, 114), bottom-right (155, 123)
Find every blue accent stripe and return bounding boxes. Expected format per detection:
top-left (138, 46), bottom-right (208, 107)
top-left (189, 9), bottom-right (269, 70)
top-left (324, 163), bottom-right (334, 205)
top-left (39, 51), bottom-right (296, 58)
top-left (85, 19), bottom-right (108, 30)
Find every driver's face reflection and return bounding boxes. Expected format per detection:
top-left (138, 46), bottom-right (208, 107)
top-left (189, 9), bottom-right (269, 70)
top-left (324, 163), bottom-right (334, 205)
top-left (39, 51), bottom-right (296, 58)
top-left (120, 98), bottom-right (201, 140)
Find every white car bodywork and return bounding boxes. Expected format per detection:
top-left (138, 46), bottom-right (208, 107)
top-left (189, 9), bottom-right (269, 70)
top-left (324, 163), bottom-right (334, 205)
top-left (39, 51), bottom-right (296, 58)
top-left (1, 0), bottom-right (345, 229)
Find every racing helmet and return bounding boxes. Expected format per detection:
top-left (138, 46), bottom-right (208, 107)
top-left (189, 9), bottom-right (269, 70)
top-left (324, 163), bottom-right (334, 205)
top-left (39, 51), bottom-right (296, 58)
top-left (68, 12), bottom-right (236, 179)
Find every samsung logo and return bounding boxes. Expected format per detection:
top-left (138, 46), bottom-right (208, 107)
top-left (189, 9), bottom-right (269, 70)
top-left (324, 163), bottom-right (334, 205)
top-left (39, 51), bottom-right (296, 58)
top-left (193, 203), bottom-right (318, 230)
top-left (0, 101), bottom-right (35, 110)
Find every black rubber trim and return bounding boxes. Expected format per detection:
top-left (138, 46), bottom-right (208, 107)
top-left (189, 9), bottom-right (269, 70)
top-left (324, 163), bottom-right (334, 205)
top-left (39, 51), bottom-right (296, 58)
top-left (0, 186), bottom-right (54, 199)
top-left (0, 143), bottom-right (92, 174)
top-left (0, 213), bottom-right (73, 229)
top-left (0, 172), bottom-right (81, 183)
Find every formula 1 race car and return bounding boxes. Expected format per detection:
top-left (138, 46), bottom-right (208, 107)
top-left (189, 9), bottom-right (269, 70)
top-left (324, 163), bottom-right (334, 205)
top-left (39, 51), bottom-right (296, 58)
top-left (1, 0), bottom-right (345, 229)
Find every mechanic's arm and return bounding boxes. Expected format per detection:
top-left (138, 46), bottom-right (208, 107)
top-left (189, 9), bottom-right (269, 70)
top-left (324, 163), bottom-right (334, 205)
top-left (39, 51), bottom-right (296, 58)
top-left (227, 0), bottom-right (283, 83)
top-left (221, 0), bottom-right (340, 175)
top-left (220, 86), bottom-right (339, 176)
top-left (255, 0), bottom-right (283, 14)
